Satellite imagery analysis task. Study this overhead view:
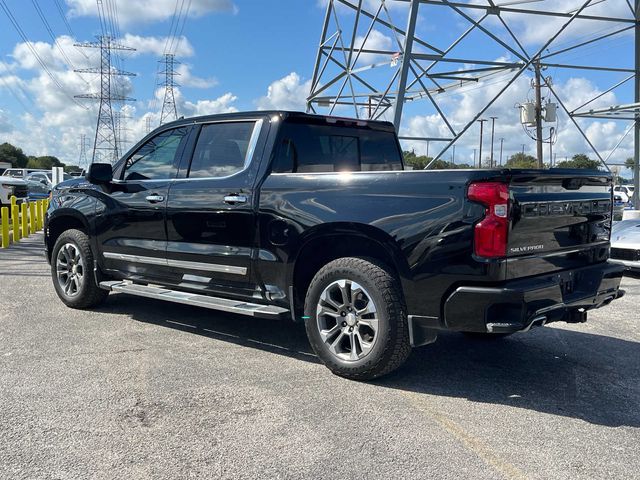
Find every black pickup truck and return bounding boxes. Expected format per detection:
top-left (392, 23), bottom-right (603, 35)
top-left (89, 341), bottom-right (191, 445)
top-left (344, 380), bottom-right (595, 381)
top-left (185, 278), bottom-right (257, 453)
top-left (45, 111), bottom-right (625, 380)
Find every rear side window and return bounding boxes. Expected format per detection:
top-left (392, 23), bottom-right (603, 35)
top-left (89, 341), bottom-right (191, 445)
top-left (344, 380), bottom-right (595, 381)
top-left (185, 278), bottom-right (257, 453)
top-left (188, 122), bottom-right (257, 178)
top-left (272, 122), bottom-right (403, 173)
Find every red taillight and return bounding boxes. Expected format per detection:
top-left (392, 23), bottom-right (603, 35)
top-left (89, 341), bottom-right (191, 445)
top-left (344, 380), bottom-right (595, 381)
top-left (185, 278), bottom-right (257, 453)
top-left (468, 181), bottom-right (510, 258)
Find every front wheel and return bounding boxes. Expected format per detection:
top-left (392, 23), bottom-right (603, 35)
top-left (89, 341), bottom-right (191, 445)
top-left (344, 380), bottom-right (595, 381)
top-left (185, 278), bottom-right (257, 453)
top-left (51, 229), bottom-right (108, 309)
top-left (304, 257), bottom-right (411, 380)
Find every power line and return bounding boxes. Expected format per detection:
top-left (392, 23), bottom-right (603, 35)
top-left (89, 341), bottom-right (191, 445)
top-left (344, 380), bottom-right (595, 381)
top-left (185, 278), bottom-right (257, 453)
top-left (0, 0), bottom-right (88, 110)
top-left (30, 0), bottom-right (90, 86)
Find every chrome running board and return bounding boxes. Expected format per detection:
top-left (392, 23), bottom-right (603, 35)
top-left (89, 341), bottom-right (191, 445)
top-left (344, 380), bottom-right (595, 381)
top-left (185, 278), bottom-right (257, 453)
top-left (99, 281), bottom-right (290, 320)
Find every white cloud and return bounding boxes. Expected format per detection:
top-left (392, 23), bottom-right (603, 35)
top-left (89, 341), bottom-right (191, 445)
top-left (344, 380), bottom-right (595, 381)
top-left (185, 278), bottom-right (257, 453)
top-left (256, 72), bottom-right (311, 111)
top-left (66, 0), bottom-right (238, 26)
top-left (122, 34), bottom-right (194, 58)
top-left (0, 109), bottom-right (12, 133)
top-left (176, 63), bottom-right (218, 89)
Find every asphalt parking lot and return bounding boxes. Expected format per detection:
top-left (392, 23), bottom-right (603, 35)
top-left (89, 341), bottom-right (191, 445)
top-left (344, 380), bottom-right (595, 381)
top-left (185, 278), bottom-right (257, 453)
top-left (1, 234), bottom-right (639, 480)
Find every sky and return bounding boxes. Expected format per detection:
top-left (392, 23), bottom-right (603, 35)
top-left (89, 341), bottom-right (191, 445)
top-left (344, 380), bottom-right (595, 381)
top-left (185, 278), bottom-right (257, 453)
top-left (0, 0), bottom-right (637, 176)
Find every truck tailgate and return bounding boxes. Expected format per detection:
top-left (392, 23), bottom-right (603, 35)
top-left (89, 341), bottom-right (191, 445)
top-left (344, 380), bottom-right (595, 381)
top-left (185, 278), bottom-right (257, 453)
top-left (506, 171), bottom-right (612, 279)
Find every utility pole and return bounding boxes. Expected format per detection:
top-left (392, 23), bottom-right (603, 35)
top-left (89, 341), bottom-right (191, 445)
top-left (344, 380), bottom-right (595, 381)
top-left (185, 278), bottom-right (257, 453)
top-left (473, 149), bottom-right (476, 167)
top-left (534, 58), bottom-right (544, 168)
top-left (75, 36), bottom-right (136, 164)
top-left (489, 116), bottom-right (498, 168)
top-left (499, 138), bottom-right (504, 166)
top-left (477, 118), bottom-right (487, 168)
top-left (159, 53), bottom-right (180, 126)
top-left (549, 126), bottom-right (555, 167)
top-left (522, 144), bottom-right (526, 155)
top-left (452, 145), bottom-right (456, 165)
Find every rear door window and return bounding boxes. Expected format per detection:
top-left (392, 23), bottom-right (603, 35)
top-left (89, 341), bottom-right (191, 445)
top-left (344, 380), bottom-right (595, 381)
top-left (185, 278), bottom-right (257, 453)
top-left (188, 122), bottom-right (258, 179)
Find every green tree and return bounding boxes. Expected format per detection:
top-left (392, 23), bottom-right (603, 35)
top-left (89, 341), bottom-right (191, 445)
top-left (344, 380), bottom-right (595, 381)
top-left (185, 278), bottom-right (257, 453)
top-left (555, 153), bottom-right (601, 170)
top-left (64, 164), bottom-right (82, 174)
top-left (505, 152), bottom-right (538, 169)
top-left (625, 157), bottom-right (635, 170)
top-left (403, 151), bottom-right (431, 170)
top-left (0, 142), bottom-right (28, 167)
top-left (27, 155), bottom-right (65, 169)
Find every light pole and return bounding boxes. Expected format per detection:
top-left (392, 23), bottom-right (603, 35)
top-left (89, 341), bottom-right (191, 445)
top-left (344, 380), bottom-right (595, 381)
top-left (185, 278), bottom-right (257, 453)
top-left (490, 116), bottom-right (498, 168)
top-left (499, 138), bottom-right (504, 166)
top-left (478, 119), bottom-right (488, 168)
top-left (452, 145), bottom-right (456, 165)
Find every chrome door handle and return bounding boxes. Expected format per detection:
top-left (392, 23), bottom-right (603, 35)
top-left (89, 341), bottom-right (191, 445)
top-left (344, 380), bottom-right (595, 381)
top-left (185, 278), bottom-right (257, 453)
top-left (145, 194), bottom-right (165, 203)
top-left (224, 194), bottom-right (248, 204)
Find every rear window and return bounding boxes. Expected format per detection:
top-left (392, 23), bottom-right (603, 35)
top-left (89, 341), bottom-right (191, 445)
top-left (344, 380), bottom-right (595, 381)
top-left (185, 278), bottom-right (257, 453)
top-left (272, 122), bottom-right (403, 173)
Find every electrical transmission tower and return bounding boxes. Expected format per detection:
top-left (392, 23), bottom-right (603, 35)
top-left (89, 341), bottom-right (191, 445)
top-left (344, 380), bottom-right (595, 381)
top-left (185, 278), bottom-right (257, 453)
top-left (159, 53), bottom-right (180, 126)
top-left (75, 36), bottom-right (136, 164)
top-left (113, 111), bottom-right (130, 155)
top-left (308, 0), bottom-right (640, 207)
top-left (78, 134), bottom-right (88, 168)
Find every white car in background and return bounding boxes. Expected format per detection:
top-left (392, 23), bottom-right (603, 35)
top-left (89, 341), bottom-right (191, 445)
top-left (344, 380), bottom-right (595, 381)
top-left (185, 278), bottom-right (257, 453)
top-left (610, 219), bottom-right (640, 272)
top-left (0, 176), bottom-right (29, 208)
top-left (614, 185), bottom-right (635, 204)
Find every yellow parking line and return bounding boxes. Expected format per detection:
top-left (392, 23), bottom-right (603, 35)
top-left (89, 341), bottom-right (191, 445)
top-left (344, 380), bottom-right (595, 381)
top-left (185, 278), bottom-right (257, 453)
top-left (403, 391), bottom-right (529, 480)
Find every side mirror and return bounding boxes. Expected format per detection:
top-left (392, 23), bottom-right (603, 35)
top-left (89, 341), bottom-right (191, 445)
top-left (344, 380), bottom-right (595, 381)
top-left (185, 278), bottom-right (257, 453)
top-left (40, 178), bottom-right (49, 185)
top-left (86, 163), bottom-right (113, 185)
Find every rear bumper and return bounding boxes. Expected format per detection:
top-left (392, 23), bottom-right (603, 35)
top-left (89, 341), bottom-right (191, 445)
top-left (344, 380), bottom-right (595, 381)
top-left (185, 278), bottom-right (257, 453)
top-left (609, 258), bottom-right (640, 272)
top-left (442, 262), bottom-right (625, 333)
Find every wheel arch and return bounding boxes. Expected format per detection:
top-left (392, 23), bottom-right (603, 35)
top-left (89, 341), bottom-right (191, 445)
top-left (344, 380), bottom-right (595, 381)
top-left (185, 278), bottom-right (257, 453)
top-left (46, 210), bottom-right (91, 262)
top-left (289, 223), bottom-right (410, 316)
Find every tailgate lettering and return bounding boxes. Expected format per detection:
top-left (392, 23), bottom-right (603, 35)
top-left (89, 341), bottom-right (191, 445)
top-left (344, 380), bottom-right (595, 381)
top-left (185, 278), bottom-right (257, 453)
top-left (521, 200), bottom-right (610, 218)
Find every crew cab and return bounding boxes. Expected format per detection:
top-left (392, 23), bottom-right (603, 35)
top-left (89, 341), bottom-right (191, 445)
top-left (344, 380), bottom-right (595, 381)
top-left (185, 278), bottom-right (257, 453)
top-left (45, 111), bottom-right (625, 379)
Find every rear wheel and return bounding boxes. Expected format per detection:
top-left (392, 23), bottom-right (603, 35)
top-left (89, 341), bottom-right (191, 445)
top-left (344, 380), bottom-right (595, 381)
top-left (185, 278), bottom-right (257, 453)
top-left (304, 257), bottom-right (411, 380)
top-left (51, 229), bottom-right (108, 309)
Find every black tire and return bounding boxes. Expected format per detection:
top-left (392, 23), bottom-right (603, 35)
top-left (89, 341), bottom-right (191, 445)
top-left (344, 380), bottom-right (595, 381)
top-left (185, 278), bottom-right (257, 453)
top-left (462, 332), bottom-right (513, 340)
top-left (51, 229), bottom-right (108, 309)
top-left (304, 257), bottom-right (411, 380)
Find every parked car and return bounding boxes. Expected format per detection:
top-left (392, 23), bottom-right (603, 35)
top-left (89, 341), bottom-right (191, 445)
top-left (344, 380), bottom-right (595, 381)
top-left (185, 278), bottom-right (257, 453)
top-left (610, 219), bottom-right (640, 272)
top-left (24, 172), bottom-right (52, 200)
top-left (44, 111), bottom-right (625, 380)
top-left (0, 176), bottom-right (29, 208)
top-left (614, 185), bottom-right (635, 203)
top-left (2, 168), bottom-right (73, 200)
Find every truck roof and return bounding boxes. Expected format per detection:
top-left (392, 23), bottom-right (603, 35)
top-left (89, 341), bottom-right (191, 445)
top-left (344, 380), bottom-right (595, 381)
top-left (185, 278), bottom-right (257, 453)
top-left (159, 110), bottom-right (397, 133)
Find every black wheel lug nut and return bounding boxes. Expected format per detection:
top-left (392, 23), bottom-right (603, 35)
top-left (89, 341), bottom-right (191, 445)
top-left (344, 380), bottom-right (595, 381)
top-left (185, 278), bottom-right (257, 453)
top-left (342, 322), bottom-right (347, 327)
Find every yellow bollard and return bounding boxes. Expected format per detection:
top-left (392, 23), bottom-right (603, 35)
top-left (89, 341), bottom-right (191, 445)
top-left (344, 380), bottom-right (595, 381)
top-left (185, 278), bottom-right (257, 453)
top-left (10, 195), bottom-right (17, 211)
top-left (40, 200), bottom-right (45, 230)
top-left (1, 207), bottom-right (9, 248)
top-left (29, 202), bottom-right (36, 235)
top-left (35, 200), bottom-right (42, 231)
top-left (11, 203), bottom-right (20, 242)
top-left (21, 202), bottom-right (28, 238)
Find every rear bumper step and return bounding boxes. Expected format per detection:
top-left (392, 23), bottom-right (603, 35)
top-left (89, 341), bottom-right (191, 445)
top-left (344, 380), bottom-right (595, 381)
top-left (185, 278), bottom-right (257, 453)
top-left (100, 281), bottom-right (290, 320)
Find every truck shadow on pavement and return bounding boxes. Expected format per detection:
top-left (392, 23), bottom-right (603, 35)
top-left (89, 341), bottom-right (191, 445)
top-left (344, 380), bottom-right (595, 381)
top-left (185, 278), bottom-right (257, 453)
top-left (100, 293), bottom-right (640, 428)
